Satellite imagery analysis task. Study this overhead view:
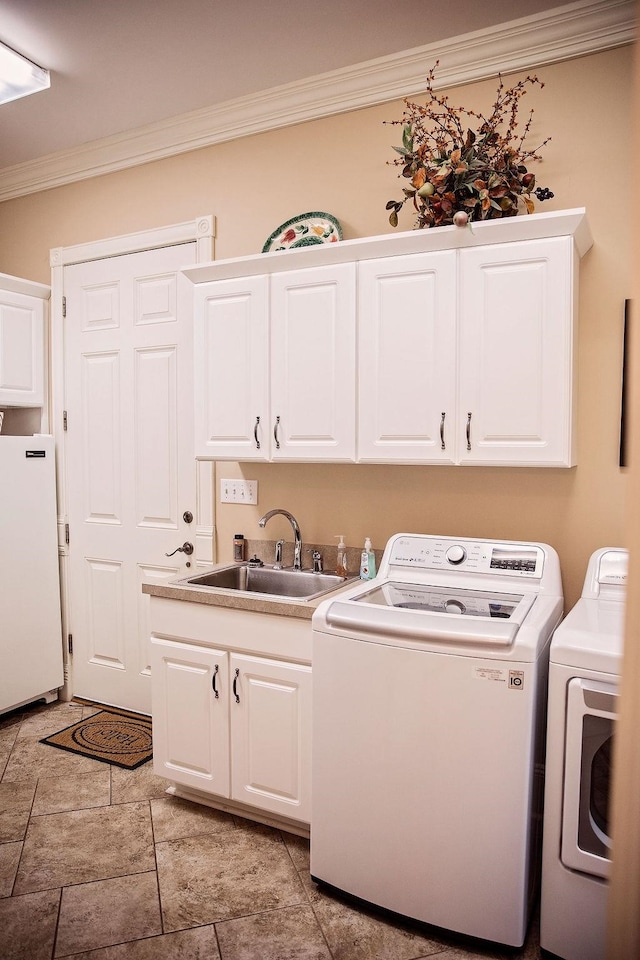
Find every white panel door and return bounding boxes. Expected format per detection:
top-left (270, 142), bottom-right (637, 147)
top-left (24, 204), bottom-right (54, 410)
top-left (193, 275), bottom-right (269, 459)
top-left (458, 237), bottom-right (574, 466)
top-left (150, 637), bottom-right (230, 795)
top-left (0, 288), bottom-right (44, 406)
top-left (270, 263), bottom-right (356, 461)
top-left (358, 251), bottom-right (457, 463)
top-left (230, 653), bottom-right (312, 823)
top-left (64, 243), bottom-right (198, 712)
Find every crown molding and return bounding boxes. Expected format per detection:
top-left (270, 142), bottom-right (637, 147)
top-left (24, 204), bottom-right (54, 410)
top-left (0, 0), bottom-right (633, 203)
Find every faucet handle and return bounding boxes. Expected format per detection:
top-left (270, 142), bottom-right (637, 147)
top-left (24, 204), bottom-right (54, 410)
top-left (274, 539), bottom-right (285, 570)
top-left (312, 550), bottom-right (323, 573)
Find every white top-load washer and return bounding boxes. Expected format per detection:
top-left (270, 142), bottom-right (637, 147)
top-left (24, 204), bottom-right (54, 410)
top-left (311, 533), bottom-right (563, 949)
top-left (540, 547), bottom-right (627, 960)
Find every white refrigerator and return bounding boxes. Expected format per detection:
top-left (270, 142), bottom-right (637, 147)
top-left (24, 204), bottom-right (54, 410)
top-left (0, 435), bottom-right (64, 714)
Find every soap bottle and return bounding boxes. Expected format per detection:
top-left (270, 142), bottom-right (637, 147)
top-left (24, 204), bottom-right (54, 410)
top-left (233, 533), bottom-right (245, 562)
top-left (360, 537), bottom-right (376, 580)
top-left (335, 535), bottom-right (348, 578)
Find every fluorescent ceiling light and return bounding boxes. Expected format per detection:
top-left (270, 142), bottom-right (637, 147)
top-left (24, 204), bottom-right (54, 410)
top-left (0, 41), bottom-right (50, 106)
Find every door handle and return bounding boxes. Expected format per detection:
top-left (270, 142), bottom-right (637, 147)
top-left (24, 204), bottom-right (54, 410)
top-left (466, 412), bottom-right (472, 451)
top-left (440, 412), bottom-right (446, 450)
top-left (273, 416), bottom-right (281, 450)
top-left (233, 667), bottom-right (240, 703)
top-left (165, 541), bottom-right (194, 557)
top-left (211, 664), bottom-right (219, 699)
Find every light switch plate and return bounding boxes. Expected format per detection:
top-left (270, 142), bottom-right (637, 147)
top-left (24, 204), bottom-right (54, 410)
top-left (220, 479), bottom-right (258, 504)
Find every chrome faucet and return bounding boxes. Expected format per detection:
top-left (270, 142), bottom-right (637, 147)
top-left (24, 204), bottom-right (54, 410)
top-left (258, 509), bottom-right (303, 570)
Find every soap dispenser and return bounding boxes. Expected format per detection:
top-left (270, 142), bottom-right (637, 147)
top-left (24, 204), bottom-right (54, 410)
top-left (335, 535), bottom-right (348, 578)
top-left (360, 537), bottom-right (376, 580)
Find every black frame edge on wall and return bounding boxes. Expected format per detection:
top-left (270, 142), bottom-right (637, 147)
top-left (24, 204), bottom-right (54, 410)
top-left (620, 299), bottom-right (631, 468)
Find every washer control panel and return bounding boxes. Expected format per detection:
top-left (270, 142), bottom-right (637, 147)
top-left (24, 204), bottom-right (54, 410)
top-left (388, 536), bottom-right (545, 579)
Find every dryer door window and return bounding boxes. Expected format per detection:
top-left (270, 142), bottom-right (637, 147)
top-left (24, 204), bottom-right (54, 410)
top-left (561, 677), bottom-right (617, 880)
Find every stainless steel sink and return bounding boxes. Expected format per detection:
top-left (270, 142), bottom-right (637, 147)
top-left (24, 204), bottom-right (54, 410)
top-left (181, 563), bottom-right (350, 601)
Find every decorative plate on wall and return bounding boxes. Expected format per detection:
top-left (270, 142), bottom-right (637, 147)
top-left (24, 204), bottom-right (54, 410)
top-left (262, 212), bottom-right (342, 252)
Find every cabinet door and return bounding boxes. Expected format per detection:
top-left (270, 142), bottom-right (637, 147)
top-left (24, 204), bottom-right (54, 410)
top-left (150, 637), bottom-right (230, 795)
top-left (270, 263), bottom-right (356, 461)
top-left (458, 237), bottom-right (575, 466)
top-left (230, 653), bottom-right (312, 824)
top-left (358, 252), bottom-right (457, 463)
top-left (0, 289), bottom-right (45, 407)
top-left (194, 275), bottom-right (269, 459)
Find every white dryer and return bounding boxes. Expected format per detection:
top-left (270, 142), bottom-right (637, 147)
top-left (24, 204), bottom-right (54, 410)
top-left (311, 533), bottom-right (564, 948)
top-left (540, 547), bottom-right (627, 960)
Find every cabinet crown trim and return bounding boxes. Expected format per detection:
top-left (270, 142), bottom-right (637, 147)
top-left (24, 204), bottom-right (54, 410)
top-left (0, 272), bottom-right (50, 300)
top-left (183, 208), bottom-right (592, 285)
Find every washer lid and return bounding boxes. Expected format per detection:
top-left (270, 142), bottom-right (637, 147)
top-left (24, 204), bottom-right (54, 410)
top-left (354, 581), bottom-right (524, 619)
top-left (324, 581), bottom-right (535, 646)
top-left (550, 597), bottom-right (625, 673)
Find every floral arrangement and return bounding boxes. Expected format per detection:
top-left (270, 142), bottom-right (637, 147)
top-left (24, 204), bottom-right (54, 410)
top-left (385, 63), bottom-right (553, 229)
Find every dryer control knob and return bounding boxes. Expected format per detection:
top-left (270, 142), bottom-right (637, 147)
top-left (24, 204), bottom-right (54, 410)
top-left (446, 545), bottom-right (467, 565)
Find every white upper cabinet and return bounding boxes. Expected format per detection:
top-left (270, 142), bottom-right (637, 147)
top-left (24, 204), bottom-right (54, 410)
top-left (0, 276), bottom-right (48, 408)
top-left (458, 237), bottom-right (575, 466)
top-left (194, 263), bottom-right (356, 461)
top-left (187, 209), bottom-right (592, 467)
top-left (270, 263), bottom-right (356, 461)
top-left (358, 251), bottom-right (457, 463)
top-left (194, 275), bottom-right (269, 460)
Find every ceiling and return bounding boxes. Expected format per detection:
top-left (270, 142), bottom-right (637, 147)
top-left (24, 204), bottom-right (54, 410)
top-left (0, 0), bottom-right (576, 173)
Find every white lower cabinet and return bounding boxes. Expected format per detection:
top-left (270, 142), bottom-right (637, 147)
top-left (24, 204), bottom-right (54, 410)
top-left (151, 638), bottom-right (231, 796)
top-left (230, 652), bottom-right (311, 818)
top-left (151, 633), bottom-right (312, 827)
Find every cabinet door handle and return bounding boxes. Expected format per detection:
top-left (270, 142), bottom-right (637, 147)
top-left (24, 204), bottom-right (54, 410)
top-left (211, 663), bottom-right (219, 699)
top-left (233, 667), bottom-right (240, 703)
top-left (273, 416), bottom-right (281, 450)
top-left (254, 416), bottom-right (261, 450)
top-left (466, 412), bottom-right (472, 451)
top-left (440, 412), bottom-right (446, 450)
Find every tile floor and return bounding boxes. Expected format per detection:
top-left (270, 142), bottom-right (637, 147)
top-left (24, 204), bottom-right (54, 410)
top-left (0, 698), bottom-right (544, 960)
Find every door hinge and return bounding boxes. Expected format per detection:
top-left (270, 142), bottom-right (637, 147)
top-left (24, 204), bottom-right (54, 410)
top-left (63, 410), bottom-right (68, 431)
top-left (68, 634), bottom-right (73, 655)
top-left (65, 523), bottom-right (70, 545)
top-left (62, 296), bottom-right (67, 318)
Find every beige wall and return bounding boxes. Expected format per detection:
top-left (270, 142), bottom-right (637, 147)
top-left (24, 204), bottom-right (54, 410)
top-left (0, 46), bottom-right (632, 609)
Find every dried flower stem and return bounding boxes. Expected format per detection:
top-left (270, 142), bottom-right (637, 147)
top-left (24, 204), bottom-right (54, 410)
top-left (385, 63), bottom-right (553, 228)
